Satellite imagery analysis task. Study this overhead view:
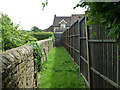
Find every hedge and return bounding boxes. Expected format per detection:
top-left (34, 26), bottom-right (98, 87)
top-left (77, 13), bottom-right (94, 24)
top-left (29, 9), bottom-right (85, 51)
top-left (32, 32), bottom-right (54, 40)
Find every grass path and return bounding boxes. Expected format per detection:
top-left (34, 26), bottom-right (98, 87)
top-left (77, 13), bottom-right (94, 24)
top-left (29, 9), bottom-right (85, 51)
top-left (37, 47), bottom-right (86, 88)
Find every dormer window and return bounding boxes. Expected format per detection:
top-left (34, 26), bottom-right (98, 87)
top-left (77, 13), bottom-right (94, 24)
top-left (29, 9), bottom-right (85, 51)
top-left (61, 24), bottom-right (65, 28)
top-left (59, 19), bottom-right (67, 28)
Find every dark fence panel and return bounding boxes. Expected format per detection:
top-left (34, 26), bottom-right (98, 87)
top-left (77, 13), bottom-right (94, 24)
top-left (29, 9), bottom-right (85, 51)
top-left (54, 33), bottom-right (62, 47)
top-left (79, 17), bottom-right (88, 84)
top-left (62, 16), bottom-right (120, 88)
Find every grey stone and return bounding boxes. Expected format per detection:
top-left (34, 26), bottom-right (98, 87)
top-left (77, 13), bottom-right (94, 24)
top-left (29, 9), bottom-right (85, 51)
top-left (2, 39), bottom-right (53, 88)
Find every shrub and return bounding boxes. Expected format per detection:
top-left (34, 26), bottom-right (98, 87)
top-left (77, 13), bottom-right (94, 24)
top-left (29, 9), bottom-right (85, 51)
top-left (31, 26), bottom-right (43, 32)
top-left (29, 41), bottom-right (43, 87)
top-left (32, 32), bottom-right (54, 40)
top-left (0, 13), bottom-right (37, 51)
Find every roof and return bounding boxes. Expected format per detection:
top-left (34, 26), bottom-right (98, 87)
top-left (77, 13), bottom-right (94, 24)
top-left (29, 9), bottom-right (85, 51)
top-left (53, 16), bottom-right (71, 27)
top-left (71, 14), bottom-right (82, 25)
top-left (45, 25), bottom-right (53, 32)
top-left (59, 19), bottom-right (67, 24)
top-left (53, 14), bottom-right (82, 27)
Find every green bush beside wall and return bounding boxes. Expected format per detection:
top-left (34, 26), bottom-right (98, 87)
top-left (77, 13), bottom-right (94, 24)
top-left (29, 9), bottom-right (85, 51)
top-left (32, 32), bottom-right (54, 40)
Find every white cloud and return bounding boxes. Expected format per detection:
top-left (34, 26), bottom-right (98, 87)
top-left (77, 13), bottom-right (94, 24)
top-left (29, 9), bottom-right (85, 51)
top-left (0, 0), bottom-right (86, 30)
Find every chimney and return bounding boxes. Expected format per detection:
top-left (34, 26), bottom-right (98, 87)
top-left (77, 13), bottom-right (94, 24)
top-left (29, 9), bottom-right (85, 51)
top-left (54, 14), bottom-right (56, 17)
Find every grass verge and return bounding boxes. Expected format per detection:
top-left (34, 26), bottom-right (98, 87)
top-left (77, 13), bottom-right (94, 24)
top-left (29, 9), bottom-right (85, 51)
top-left (37, 47), bottom-right (86, 88)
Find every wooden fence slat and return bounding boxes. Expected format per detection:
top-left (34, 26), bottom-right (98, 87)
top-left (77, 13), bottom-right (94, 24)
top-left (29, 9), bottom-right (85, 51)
top-left (78, 19), bottom-right (81, 73)
top-left (66, 30), bottom-right (67, 51)
top-left (80, 56), bottom-right (88, 64)
top-left (73, 25), bottom-right (75, 63)
top-left (88, 40), bottom-right (116, 43)
top-left (70, 27), bottom-right (71, 57)
top-left (117, 34), bottom-right (119, 88)
top-left (68, 30), bottom-right (69, 52)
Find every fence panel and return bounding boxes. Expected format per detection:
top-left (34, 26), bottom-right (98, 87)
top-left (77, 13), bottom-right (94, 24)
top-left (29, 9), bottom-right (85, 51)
top-left (62, 16), bottom-right (120, 88)
top-left (79, 17), bottom-right (89, 85)
top-left (74, 21), bottom-right (79, 65)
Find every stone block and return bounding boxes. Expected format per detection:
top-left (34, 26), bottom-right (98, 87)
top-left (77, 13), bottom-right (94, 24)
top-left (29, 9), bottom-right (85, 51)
top-left (2, 39), bottom-right (53, 88)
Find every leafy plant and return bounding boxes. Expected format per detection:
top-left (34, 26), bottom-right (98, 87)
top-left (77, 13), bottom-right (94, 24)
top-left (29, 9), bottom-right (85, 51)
top-left (31, 26), bottom-right (43, 32)
top-left (42, 0), bottom-right (48, 10)
top-left (29, 42), bottom-right (43, 87)
top-left (74, 2), bottom-right (120, 44)
top-left (32, 32), bottom-right (54, 40)
top-left (0, 13), bottom-right (37, 51)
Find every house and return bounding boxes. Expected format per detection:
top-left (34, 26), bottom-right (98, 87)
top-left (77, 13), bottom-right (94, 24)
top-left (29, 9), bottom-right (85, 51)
top-left (46, 14), bottom-right (82, 33)
top-left (44, 25), bottom-right (53, 32)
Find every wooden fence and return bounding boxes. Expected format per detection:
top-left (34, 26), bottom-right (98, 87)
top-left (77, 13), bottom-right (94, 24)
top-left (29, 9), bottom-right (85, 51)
top-left (62, 16), bottom-right (120, 88)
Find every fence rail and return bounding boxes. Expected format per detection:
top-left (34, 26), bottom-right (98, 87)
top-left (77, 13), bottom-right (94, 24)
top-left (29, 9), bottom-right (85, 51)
top-left (62, 16), bottom-right (120, 88)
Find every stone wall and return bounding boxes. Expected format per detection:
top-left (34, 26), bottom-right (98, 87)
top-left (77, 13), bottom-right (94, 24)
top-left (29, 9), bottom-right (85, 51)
top-left (1, 39), bottom-right (53, 88)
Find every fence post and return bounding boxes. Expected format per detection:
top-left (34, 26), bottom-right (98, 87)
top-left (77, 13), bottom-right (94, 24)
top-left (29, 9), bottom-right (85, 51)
top-left (78, 19), bottom-right (81, 73)
top-left (70, 27), bottom-right (71, 57)
top-left (73, 25), bottom-right (75, 62)
top-left (66, 30), bottom-right (67, 50)
top-left (68, 29), bottom-right (69, 53)
top-left (63, 33), bottom-right (64, 47)
top-left (67, 30), bottom-right (68, 51)
top-left (117, 34), bottom-right (119, 88)
top-left (85, 16), bottom-right (91, 88)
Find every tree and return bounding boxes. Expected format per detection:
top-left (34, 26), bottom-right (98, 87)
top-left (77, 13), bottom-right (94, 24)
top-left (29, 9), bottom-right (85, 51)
top-left (0, 13), bottom-right (37, 51)
top-left (74, 1), bottom-right (120, 44)
top-left (31, 26), bottom-right (42, 32)
top-left (42, 0), bottom-right (48, 10)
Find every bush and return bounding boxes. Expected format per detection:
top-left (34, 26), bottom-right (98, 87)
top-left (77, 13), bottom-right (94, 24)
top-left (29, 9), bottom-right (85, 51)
top-left (32, 32), bottom-right (54, 40)
top-left (31, 26), bottom-right (43, 32)
top-left (0, 13), bottom-right (37, 51)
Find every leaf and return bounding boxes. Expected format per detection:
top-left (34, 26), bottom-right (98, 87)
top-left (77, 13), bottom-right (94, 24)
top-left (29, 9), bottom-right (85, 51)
top-left (90, 34), bottom-right (92, 38)
top-left (46, 0), bottom-right (48, 5)
top-left (42, 3), bottom-right (45, 7)
top-left (108, 26), bottom-right (118, 36)
top-left (93, 32), bottom-right (96, 35)
top-left (86, 19), bottom-right (92, 26)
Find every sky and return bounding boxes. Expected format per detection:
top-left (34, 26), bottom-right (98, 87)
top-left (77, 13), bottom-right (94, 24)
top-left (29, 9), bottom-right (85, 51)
top-left (0, 0), bottom-right (86, 30)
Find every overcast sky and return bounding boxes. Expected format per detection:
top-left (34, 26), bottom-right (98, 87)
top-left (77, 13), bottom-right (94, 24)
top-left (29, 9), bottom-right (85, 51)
top-left (0, 0), bottom-right (86, 30)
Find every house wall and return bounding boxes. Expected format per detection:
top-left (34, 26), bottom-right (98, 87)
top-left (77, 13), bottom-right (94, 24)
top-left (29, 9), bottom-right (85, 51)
top-left (53, 26), bottom-right (70, 33)
top-left (53, 26), bottom-right (59, 33)
top-left (45, 25), bottom-right (53, 32)
top-left (1, 39), bottom-right (53, 88)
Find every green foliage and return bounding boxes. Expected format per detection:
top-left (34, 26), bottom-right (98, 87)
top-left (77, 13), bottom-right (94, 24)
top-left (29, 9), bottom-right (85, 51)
top-left (29, 42), bottom-right (43, 73)
top-left (75, 2), bottom-right (120, 43)
top-left (48, 40), bottom-right (50, 52)
top-left (31, 26), bottom-right (43, 32)
top-left (42, 0), bottom-right (48, 10)
top-left (0, 13), bottom-right (37, 51)
top-left (32, 32), bottom-right (54, 40)
top-left (29, 42), bottom-right (43, 87)
top-left (38, 47), bottom-right (86, 88)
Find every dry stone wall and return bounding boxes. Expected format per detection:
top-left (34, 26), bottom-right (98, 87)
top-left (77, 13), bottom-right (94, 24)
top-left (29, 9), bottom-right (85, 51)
top-left (1, 39), bottom-right (53, 88)
top-left (37, 39), bottom-right (53, 61)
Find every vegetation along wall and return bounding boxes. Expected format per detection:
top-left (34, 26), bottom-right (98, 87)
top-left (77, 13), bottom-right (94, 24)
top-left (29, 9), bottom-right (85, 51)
top-left (1, 39), bottom-right (53, 88)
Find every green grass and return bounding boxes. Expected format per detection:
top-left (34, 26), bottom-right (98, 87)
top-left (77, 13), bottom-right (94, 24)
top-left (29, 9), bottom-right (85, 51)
top-left (37, 47), bottom-right (86, 88)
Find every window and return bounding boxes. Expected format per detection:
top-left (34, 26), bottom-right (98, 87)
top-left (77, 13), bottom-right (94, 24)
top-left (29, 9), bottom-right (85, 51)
top-left (61, 24), bottom-right (65, 28)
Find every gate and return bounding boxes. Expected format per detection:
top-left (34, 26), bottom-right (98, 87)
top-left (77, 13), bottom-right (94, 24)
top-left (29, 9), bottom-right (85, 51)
top-left (54, 33), bottom-right (62, 47)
